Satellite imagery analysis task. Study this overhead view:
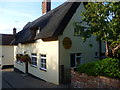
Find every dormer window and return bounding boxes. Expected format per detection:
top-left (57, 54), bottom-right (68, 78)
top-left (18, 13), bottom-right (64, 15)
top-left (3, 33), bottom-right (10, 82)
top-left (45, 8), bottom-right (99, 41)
top-left (36, 27), bottom-right (41, 35)
top-left (18, 43), bottom-right (22, 47)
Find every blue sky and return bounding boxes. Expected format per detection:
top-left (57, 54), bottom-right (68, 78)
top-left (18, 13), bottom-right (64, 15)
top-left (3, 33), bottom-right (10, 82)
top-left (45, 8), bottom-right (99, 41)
top-left (0, 1), bottom-right (64, 34)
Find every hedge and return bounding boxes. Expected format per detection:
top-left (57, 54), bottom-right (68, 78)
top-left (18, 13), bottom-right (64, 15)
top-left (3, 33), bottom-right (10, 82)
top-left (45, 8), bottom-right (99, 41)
top-left (76, 58), bottom-right (120, 79)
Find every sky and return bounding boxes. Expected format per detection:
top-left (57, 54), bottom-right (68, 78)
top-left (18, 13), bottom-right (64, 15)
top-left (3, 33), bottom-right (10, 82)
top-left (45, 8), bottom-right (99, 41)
top-left (0, 1), bottom-right (65, 34)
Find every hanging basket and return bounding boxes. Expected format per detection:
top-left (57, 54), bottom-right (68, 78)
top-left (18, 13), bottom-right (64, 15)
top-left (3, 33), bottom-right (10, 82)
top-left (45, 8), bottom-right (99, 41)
top-left (16, 54), bottom-right (31, 63)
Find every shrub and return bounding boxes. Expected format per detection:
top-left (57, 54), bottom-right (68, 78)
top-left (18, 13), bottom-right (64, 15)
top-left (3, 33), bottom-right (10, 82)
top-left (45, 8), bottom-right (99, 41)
top-left (76, 58), bottom-right (120, 79)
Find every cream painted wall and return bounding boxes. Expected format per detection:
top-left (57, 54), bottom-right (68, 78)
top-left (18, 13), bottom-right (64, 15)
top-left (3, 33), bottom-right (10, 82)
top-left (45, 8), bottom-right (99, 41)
top-left (15, 39), bottom-right (59, 85)
top-left (14, 2), bottom-right (105, 85)
top-left (14, 62), bottom-right (26, 73)
top-left (58, 3), bottom-right (105, 81)
top-left (0, 45), bottom-right (15, 66)
top-left (14, 45), bottom-right (26, 73)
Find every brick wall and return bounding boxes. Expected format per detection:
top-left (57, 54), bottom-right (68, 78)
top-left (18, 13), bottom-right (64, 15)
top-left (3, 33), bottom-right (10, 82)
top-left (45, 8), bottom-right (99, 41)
top-left (71, 69), bottom-right (120, 88)
top-left (42, 0), bottom-right (51, 14)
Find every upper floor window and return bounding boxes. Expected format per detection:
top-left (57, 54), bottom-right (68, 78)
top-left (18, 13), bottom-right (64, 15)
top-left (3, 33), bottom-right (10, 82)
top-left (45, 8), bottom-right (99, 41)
top-left (36, 27), bottom-right (41, 36)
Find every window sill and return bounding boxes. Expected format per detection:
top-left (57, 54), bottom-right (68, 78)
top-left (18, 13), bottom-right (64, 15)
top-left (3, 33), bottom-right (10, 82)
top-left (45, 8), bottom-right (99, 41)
top-left (31, 65), bottom-right (37, 68)
top-left (95, 56), bottom-right (100, 58)
top-left (40, 68), bottom-right (47, 72)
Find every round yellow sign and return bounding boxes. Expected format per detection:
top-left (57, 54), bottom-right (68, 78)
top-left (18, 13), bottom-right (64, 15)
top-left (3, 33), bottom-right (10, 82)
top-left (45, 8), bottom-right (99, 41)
top-left (63, 37), bottom-right (72, 49)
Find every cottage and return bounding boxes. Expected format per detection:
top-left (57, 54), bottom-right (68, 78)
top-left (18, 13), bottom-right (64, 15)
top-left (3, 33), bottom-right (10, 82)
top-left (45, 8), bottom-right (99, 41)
top-left (0, 28), bottom-right (16, 68)
top-left (11, 1), bottom-right (105, 85)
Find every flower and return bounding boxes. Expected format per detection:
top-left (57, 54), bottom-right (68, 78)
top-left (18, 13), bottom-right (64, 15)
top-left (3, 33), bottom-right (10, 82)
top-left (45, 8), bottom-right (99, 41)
top-left (16, 54), bottom-right (31, 63)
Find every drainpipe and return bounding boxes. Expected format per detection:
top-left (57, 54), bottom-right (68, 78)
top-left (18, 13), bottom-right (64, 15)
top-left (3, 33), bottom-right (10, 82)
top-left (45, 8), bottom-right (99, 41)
top-left (99, 40), bottom-right (102, 60)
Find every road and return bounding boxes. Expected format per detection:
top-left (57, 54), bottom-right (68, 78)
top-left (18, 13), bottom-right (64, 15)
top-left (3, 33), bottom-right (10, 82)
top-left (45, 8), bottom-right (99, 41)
top-left (2, 68), bottom-right (71, 89)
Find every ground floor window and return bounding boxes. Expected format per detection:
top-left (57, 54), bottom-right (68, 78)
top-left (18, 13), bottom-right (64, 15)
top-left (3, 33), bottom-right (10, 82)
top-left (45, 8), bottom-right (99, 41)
top-left (95, 52), bottom-right (99, 58)
top-left (31, 53), bottom-right (37, 67)
top-left (40, 54), bottom-right (46, 71)
top-left (70, 53), bottom-right (82, 68)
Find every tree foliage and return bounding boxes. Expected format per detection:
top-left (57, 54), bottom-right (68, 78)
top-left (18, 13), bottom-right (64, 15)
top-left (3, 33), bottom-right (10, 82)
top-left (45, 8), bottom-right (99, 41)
top-left (74, 2), bottom-right (120, 59)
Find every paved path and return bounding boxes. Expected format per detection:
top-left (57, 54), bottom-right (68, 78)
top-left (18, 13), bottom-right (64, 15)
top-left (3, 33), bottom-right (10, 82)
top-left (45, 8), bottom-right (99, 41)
top-left (2, 68), bottom-right (71, 88)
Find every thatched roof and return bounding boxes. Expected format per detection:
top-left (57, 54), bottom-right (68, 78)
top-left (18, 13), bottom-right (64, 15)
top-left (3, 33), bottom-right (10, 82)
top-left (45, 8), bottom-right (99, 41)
top-left (11, 2), bottom-right (86, 45)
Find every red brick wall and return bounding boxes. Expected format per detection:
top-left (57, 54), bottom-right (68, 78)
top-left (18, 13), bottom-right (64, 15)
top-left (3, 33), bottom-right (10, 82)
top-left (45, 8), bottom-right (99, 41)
top-left (71, 69), bottom-right (120, 88)
top-left (42, 0), bottom-right (51, 14)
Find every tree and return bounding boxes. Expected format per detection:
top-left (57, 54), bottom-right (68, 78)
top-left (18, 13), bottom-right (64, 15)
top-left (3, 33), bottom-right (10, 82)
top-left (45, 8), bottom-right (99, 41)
top-left (74, 2), bottom-right (120, 59)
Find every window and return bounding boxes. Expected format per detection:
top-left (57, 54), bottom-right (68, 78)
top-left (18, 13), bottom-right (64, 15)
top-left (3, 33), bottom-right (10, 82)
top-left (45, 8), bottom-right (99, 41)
top-left (31, 53), bottom-right (37, 67)
top-left (40, 54), bottom-right (46, 71)
top-left (36, 27), bottom-right (41, 35)
top-left (95, 52), bottom-right (99, 58)
top-left (70, 53), bottom-right (82, 68)
top-left (101, 53), bottom-right (106, 59)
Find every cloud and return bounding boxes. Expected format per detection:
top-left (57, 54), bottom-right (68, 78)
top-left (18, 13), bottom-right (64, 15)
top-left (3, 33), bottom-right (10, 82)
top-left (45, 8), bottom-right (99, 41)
top-left (0, 22), bottom-right (26, 34)
top-left (0, 25), bottom-right (21, 34)
top-left (0, 8), bottom-right (34, 19)
top-left (0, 7), bottom-right (35, 34)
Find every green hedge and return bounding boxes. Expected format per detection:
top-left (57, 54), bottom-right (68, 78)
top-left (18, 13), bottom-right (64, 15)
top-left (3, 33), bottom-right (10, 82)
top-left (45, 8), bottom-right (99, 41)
top-left (76, 58), bottom-right (120, 79)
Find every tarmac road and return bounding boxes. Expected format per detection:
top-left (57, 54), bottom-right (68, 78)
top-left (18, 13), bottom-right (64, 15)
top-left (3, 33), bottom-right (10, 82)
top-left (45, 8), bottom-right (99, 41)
top-left (2, 68), bottom-right (71, 89)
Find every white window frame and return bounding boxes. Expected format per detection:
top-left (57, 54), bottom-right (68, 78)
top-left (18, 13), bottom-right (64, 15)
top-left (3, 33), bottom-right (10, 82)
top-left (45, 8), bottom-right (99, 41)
top-left (31, 53), bottom-right (37, 67)
top-left (40, 54), bottom-right (47, 71)
top-left (71, 53), bottom-right (82, 68)
top-left (95, 52), bottom-right (99, 58)
top-left (75, 53), bottom-right (82, 67)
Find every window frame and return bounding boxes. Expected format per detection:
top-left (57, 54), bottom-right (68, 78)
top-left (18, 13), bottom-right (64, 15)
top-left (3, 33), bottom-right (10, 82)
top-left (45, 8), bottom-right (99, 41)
top-left (71, 53), bottom-right (82, 68)
top-left (31, 53), bottom-right (37, 68)
top-left (75, 53), bottom-right (82, 67)
top-left (40, 54), bottom-right (47, 71)
top-left (95, 52), bottom-right (99, 58)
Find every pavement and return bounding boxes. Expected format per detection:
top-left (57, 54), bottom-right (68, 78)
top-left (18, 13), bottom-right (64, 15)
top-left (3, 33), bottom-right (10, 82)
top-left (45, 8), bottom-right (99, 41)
top-left (2, 68), bottom-right (71, 89)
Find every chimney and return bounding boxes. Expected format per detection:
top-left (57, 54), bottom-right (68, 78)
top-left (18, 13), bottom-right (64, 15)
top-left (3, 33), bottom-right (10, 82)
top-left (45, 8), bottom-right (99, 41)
top-left (13, 27), bottom-right (17, 35)
top-left (42, 0), bottom-right (51, 15)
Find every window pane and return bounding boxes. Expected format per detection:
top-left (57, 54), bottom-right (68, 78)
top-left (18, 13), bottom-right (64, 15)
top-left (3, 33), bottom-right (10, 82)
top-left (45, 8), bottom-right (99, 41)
top-left (43, 59), bottom-right (46, 63)
top-left (41, 55), bottom-right (44, 57)
top-left (41, 59), bottom-right (44, 62)
top-left (76, 57), bottom-right (81, 66)
top-left (41, 54), bottom-right (46, 57)
top-left (44, 65), bottom-right (46, 69)
top-left (40, 54), bottom-right (46, 70)
top-left (35, 62), bottom-right (37, 66)
top-left (32, 53), bottom-right (37, 56)
top-left (44, 55), bottom-right (46, 57)
top-left (70, 54), bottom-right (75, 67)
top-left (31, 53), bottom-right (37, 66)
top-left (76, 53), bottom-right (81, 56)
top-left (41, 64), bottom-right (43, 68)
top-left (95, 52), bottom-right (99, 57)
